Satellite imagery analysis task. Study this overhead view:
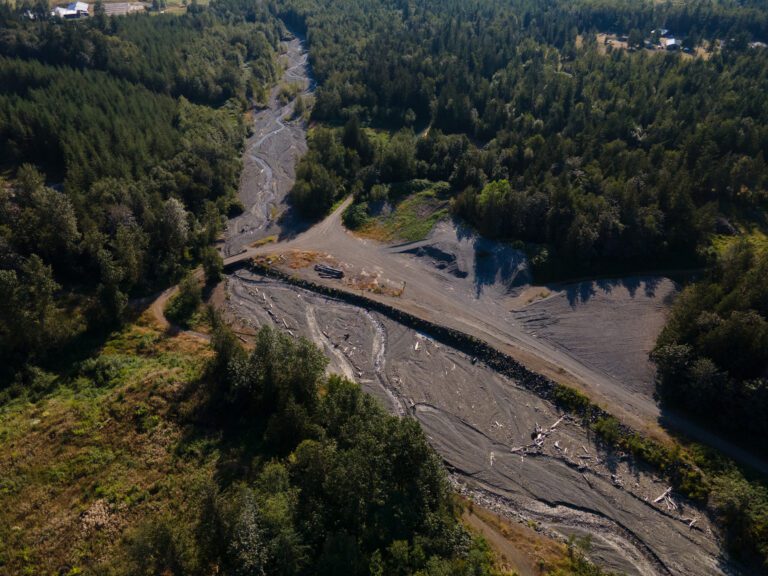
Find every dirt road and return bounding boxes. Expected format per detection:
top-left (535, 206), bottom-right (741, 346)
top-left (145, 270), bottom-right (211, 341)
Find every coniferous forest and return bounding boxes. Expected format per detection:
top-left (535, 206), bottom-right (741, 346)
top-left (284, 0), bottom-right (768, 274)
top-left (0, 0), bottom-right (278, 385)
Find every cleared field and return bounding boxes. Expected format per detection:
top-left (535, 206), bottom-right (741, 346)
top-left (0, 314), bottom-right (214, 573)
top-left (356, 184), bottom-right (451, 242)
top-left (596, 32), bottom-right (713, 60)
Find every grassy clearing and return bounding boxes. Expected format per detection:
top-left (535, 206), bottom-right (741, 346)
top-left (708, 206), bottom-right (768, 257)
top-left (710, 227), bottom-right (768, 256)
top-left (0, 311), bottom-right (214, 575)
top-left (355, 183), bottom-right (450, 242)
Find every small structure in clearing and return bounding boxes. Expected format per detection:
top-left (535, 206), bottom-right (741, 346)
top-left (596, 29), bottom-right (714, 59)
top-left (52, 1), bottom-right (89, 18)
top-left (660, 37), bottom-right (680, 51)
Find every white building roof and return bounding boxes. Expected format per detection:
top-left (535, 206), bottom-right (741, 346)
top-left (53, 6), bottom-right (76, 16)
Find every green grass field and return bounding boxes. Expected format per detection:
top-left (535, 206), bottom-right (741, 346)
top-left (358, 182), bottom-right (450, 242)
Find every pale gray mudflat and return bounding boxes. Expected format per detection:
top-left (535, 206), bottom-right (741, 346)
top-left (512, 277), bottom-right (677, 397)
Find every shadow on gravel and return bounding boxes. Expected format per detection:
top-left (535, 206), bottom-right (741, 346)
top-left (562, 276), bottom-right (663, 307)
top-left (442, 218), bottom-right (531, 297)
top-left (276, 207), bottom-right (313, 241)
top-left (472, 236), bottom-right (530, 297)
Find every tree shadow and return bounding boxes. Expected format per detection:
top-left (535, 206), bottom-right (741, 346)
top-left (276, 206), bottom-right (314, 241)
top-left (562, 276), bottom-right (665, 307)
top-left (453, 217), bottom-right (476, 242)
top-left (472, 236), bottom-right (531, 297)
top-left (173, 376), bottom-right (270, 490)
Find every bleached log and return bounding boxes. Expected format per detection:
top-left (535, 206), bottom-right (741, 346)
top-left (653, 487), bottom-right (672, 504)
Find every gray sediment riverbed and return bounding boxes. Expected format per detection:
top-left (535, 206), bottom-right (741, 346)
top-left (225, 35), bottom-right (312, 256)
top-left (224, 271), bottom-right (728, 576)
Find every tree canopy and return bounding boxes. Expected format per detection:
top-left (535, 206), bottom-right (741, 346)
top-left (0, 0), bottom-right (277, 386)
top-left (282, 0), bottom-right (768, 277)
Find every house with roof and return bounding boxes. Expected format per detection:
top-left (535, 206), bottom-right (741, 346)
top-left (51, 1), bottom-right (89, 18)
top-left (661, 37), bottom-right (680, 51)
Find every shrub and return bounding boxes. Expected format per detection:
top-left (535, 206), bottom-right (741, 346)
top-left (202, 247), bottom-right (223, 285)
top-left (342, 202), bottom-right (370, 229)
top-left (165, 276), bottom-right (202, 328)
